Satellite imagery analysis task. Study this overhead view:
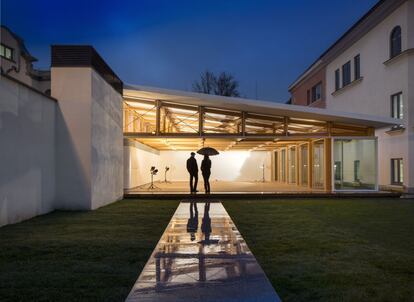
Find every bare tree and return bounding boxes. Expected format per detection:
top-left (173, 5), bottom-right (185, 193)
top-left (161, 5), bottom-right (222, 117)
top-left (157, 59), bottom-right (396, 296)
top-left (193, 70), bottom-right (240, 97)
top-left (192, 70), bottom-right (216, 94)
top-left (214, 72), bottom-right (240, 97)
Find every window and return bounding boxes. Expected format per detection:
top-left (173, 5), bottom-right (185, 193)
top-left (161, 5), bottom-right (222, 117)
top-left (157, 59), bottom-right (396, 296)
top-left (342, 61), bottom-right (351, 87)
top-left (354, 54), bottom-right (361, 80)
top-left (311, 82), bottom-right (322, 102)
top-left (391, 92), bottom-right (403, 119)
top-left (354, 160), bottom-right (360, 182)
top-left (335, 69), bottom-right (340, 91)
top-left (306, 89), bottom-right (310, 105)
top-left (0, 44), bottom-right (13, 61)
top-left (390, 26), bottom-right (402, 58)
top-left (391, 158), bottom-right (403, 185)
top-left (334, 161), bottom-right (342, 181)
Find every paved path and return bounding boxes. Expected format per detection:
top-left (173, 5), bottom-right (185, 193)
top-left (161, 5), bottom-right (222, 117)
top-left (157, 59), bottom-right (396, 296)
top-left (125, 201), bottom-right (281, 302)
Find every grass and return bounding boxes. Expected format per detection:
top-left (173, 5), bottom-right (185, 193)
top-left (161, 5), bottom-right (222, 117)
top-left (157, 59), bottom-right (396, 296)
top-left (223, 198), bottom-right (414, 302)
top-left (1, 198), bottom-right (414, 302)
top-left (0, 199), bottom-right (180, 302)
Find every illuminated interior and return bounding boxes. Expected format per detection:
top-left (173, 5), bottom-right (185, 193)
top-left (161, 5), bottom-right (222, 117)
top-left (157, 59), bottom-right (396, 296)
top-left (122, 89), bottom-right (382, 192)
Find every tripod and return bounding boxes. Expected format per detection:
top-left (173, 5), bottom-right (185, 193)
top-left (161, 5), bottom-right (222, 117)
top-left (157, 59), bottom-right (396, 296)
top-left (164, 166), bottom-right (171, 183)
top-left (147, 173), bottom-right (160, 190)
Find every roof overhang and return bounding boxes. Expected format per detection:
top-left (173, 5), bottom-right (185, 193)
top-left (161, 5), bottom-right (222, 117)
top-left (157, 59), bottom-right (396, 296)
top-left (124, 84), bottom-right (399, 129)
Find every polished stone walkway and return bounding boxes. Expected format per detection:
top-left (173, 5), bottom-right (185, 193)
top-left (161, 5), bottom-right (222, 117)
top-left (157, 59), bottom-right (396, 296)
top-left (125, 201), bottom-right (280, 302)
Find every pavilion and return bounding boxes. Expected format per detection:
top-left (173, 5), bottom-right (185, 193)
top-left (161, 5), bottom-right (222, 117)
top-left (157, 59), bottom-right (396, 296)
top-left (122, 84), bottom-right (398, 194)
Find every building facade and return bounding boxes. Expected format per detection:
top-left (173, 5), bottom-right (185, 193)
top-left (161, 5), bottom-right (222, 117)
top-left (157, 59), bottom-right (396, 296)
top-left (289, 0), bottom-right (414, 193)
top-left (1, 25), bottom-right (50, 94)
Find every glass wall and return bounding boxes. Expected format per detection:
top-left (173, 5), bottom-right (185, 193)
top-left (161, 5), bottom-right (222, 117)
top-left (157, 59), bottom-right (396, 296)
top-left (288, 147), bottom-right (296, 184)
top-left (300, 144), bottom-right (308, 186)
top-left (312, 140), bottom-right (325, 189)
top-left (333, 138), bottom-right (377, 190)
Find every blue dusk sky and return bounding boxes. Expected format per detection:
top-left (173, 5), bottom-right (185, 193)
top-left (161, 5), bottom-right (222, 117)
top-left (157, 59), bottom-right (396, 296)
top-left (2, 0), bottom-right (377, 102)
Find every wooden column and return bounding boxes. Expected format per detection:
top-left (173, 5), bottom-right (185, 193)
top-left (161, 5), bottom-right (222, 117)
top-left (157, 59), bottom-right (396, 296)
top-left (283, 116), bottom-right (289, 136)
top-left (199, 106), bottom-right (204, 136)
top-left (155, 100), bottom-right (161, 135)
top-left (241, 111), bottom-right (246, 136)
top-left (308, 141), bottom-right (313, 189)
top-left (296, 144), bottom-right (300, 186)
top-left (324, 138), bottom-right (332, 192)
top-left (327, 121), bottom-right (333, 136)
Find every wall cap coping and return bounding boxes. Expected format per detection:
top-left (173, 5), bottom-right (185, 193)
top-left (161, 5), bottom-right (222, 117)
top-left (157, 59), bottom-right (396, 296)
top-left (1, 71), bottom-right (57, 102)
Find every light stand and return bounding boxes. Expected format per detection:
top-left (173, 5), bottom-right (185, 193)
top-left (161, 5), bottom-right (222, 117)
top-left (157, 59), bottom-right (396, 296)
top-left (163, 166), bottom-right (171, 183)
top-left (147, 166), bottom-right (160, 190)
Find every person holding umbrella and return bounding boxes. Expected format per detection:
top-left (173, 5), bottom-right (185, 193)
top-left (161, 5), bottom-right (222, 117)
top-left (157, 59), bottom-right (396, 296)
top-left (197, 146), bottom-right (219, 194)
top-left (201, 155), bottom-right (211, 194)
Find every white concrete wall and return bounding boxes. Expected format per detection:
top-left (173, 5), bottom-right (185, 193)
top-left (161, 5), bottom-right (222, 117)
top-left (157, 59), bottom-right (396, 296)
top-left (0, 76), bottom-right (56, 226)
top-left (325, 1), bottom-right (414, 192)
top-left (123, 142), bottom-right (272, 188)
top-left (124, 140), bottom-right (160, 188)
top-left (52, 67), bottom-right (124, 210)
top-left (53, 68), bottom-right (92, 209)
top-left (91, 71), bottom-right (123, 209)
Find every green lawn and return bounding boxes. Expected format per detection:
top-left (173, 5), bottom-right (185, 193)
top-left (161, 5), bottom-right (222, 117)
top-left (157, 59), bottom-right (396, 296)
top-left (224, 198), bottom-right (414, 302)
top-left (0, 200), bottom-right (180, 302)
top-left (1, 198), bottom-right (413, 302)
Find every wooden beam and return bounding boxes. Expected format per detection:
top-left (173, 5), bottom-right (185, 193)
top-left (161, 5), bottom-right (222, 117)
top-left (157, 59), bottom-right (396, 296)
top-left (246, 113), bottom-right (284, 123)
top-left (204, 107), bottom-right (242, 117)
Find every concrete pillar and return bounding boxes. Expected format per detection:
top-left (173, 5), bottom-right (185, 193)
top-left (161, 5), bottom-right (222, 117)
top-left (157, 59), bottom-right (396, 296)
top-left (51, 46), bottom-right (124, 210)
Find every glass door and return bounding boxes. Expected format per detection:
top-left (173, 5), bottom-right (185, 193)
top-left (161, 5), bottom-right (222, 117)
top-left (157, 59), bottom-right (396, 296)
top-left (312, 140), bottom-right (325, 189)
top-left (288, 146), bottom-right (296, 184)
top-left (300, 144), bottom-right (308, 186)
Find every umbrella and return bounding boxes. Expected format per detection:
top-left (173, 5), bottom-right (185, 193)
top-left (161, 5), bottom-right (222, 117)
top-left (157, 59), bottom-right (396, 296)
top-left (197, 147), bottom-right (219, 156)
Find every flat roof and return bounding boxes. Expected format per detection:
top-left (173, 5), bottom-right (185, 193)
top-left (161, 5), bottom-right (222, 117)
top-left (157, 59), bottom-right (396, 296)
top-left (124, 83), bottom-right (399, 129)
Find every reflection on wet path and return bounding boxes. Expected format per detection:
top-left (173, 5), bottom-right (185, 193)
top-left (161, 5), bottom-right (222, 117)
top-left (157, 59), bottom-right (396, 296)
top-left (126, 201), bottom-right (280, 302)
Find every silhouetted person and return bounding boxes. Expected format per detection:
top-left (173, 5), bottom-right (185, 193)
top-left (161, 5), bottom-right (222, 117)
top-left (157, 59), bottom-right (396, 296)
top-left (186, 152), bottom-right (198, 193)
top-left (186, 201), bottom-right (198, 241)
top-left (201, 155), bottom-right (211, 194)
top-left (201, 202), bottom-right (212, 242)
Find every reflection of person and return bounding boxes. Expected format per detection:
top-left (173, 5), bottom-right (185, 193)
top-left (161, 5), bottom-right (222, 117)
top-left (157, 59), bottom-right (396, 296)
top-left (186, 152), bottom-right (198, 193)
top-left (186, 201), bottom-right (198, 241)
top-left (201, 155), bottom-right (211, 194)
top-left (201, 202), bottom-right (212, 242)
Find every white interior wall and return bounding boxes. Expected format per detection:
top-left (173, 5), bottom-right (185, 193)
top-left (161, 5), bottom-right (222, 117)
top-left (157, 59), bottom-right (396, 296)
top-left (124, 141), bottom-right (160, 188)
top-left (123, 143), bottom-right (273, 187)
top-left (158, 151), bottom-right (272, 182)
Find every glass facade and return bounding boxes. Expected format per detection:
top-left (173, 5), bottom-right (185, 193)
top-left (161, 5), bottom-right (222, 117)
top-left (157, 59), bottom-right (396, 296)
top-left (300, 144), bottom-right (308, 186)
top-left (312, 140), bottom-right (325, 189)
top-left (288, 147), bottom-right (296, 184)
top-left (333, 139), bottom-right (377, 190)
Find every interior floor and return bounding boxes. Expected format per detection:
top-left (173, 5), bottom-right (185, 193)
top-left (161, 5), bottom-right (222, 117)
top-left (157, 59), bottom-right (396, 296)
top-left (126, 180), bottom-right (323, 193)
